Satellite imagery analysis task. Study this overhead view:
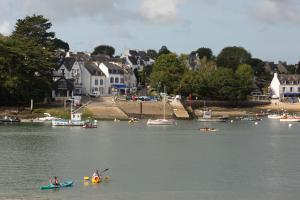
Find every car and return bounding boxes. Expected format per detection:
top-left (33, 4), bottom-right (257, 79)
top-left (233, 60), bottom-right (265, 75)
top-left (89, 92), bottom-right (100, 98)
top-left (138, 96), bottom-right (150, 101)
top-left (149, 96), bottom-right (161, 101)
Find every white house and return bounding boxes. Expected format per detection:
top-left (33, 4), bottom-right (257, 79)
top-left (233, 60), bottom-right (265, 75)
top-left (99, 62), bottom-right (137, 95)
top-left (270, 73), bottom-right (300, 101)
top-left (81, 61), bottom-right (107, 95)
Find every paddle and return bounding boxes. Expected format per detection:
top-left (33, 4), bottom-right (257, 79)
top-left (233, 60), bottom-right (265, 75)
top-left (100, 168), bottom-right (109, 176)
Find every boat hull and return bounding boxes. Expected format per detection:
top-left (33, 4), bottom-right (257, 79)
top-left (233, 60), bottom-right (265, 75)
top-left (280, 118), bottom-right (300, 122)
top-left (198, 118), bottom-right (227, 122)
top-left (52, 120), bottom-right (84, 126)
top-left (147, 119), bottom-right (174, 125)
top-left (40, 180), bottom-right (73, 190)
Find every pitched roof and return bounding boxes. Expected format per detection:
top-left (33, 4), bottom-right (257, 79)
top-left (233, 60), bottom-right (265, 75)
top-left (84, 62), bottom-right (104, 76)
top-left (63, 57), bottom-right (76, 71)
top-left (278, 74), bottom-right (300, 84)
top-left (128, 56), bottom-right (138, 65)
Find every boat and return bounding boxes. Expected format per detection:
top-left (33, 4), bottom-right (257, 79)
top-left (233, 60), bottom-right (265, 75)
top-left (0, 115), bottom-right (20, 123)
top-left (198, 109), bottom-right (228, 122)
top-left (199, 127), bottom-right (218, 132)
top-left (147, 88), bottom-right (174, 125)
top-left (240, 116), bottom-right (262, 121)
top-left (52, 103), bottom-right (85, 126)
top-left (279, 114), bottom-right (300, 122)
top-left (82, 120), bottom-right (98, 128)
top-left (267, 114), bottom-right (284, 119)
top-left (34, 113), bottom-right (61, 122)
top-left (40, 180), bottom-right (73, 190)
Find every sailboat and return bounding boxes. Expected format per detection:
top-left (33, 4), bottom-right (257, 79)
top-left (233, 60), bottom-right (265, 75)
top-left (147, 89), bottom-right (174, 125)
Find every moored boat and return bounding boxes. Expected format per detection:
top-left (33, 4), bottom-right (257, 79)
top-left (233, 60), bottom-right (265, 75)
top-left (0, 115), bottom-right (20, 123)
top-left (198, 109), bottom-right (228, 122)
top-left (147, 118), bottom-right (174, 125)
top-left (199, 127), bottom-right (218, 132)
top-left (279, 114), bottom-right (300, 122)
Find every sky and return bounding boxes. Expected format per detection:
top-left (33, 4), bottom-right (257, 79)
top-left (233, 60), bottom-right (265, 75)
top-left (1, 0), bottom-right (300, 64)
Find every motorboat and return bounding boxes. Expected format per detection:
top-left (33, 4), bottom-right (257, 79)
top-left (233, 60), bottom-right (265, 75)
top-left (34, 113), bottom-right (61, 122)
top-left (267, 114), bottom-right (284, 119)
top-left (279, 114), bottom-right (300, 122)
top-left (198, 109), bottom-right (228, 122)
top-left (0, 115), bottom-right (20, 122)
top-left (199, 127), bottom-right (218, 132)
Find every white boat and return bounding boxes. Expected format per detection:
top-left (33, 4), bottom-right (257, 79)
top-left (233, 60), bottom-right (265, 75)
top-left (147, 118), bottom-right (174, 125)
top-left (34, 113), bottom-right (61, 122)
top-left (279, 115), bottom-right (300, 122)
top-left (52, 104), bottom-right (85, 126)
top-left (267, 114), bottom-right (284, 119)
top-left (198, 109), bottom-right (228, 122)
top-left (147, 88), bottom-right (174, 126)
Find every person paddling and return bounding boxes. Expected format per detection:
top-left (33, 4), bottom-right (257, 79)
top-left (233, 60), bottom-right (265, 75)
top-left (92, 170), bottom-right (101, 182)
top-left (50, 176), bottom-right (60, 186)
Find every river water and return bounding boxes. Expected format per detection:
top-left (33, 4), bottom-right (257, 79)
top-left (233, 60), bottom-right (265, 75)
top-left (0, 119), bottom-right (300, 200)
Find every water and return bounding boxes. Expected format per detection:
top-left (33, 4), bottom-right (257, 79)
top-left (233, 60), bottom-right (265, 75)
top-left (0, 119), bottom-right (300, 199)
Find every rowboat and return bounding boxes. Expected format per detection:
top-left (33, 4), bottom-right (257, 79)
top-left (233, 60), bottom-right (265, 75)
top-left (40, 180), bottom-right (73, 190)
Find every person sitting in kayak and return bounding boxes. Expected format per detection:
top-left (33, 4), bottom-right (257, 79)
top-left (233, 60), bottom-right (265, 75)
top-left (50, 176), bottom-right (60, 186)
top-left (92, 170), bottom-right (101, 182)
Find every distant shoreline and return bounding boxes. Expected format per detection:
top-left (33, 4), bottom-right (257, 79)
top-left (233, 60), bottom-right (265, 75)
top-left (2, 101), bottom-right (300, 121)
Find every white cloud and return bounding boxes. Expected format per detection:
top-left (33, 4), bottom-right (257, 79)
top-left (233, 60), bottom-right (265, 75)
top-left (140, 0), bottom-right (186, 23)
top-left (252, 0), bottom-right (300, 24)
top-left (0, 21), bottom-right (11, 35)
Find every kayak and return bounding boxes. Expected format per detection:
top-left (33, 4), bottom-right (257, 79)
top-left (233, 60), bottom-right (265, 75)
top-left (40, 180), bottom-right (73, 190)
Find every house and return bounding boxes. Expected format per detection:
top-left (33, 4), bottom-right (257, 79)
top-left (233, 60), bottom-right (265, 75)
top-left (99, 62), bottom-right (137, 95)
top-left (81, 61), bottom-right (107, 95)
top-left (121, 49), bottom-right (155, 71)
top-left (270, 73), bottom-right (300, 101)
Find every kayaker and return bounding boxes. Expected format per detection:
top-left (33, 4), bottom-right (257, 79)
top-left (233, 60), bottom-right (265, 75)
top-left (92, 170), bottom-right (101, 182)
top-left (50, 176), bottom-right (60, 186)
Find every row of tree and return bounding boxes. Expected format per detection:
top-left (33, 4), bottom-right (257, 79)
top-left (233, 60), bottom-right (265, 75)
top-left (150, 47), bottom-right (255, 101)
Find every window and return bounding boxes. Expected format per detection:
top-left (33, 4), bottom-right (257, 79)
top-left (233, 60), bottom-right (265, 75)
top-left (95, 87), bottom-right (98, 91)
top-left (115, 77), bottom-right (119, 83)
top-left (283, 87), bottom-right (286, 92)
top-left (95, 79), bottom-right (98, 85)
top-left (100, 79), bottom-right (103, 85)
top-left (113, 69), bottom-right (117, 74)
top-left (298, 87), bottom-right (300, 92)
top-left (290, 87), bottom-right (293, 92)
top-left (110, 77), bottom-right (114, 83)
top-left (121, 78), bottom-right (124, 83)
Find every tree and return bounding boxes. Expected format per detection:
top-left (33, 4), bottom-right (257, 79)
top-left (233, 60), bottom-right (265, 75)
top-left (0, 15), bottom-right (69, 104)
top-left (150, 53), bottom-right (186, 94)
top-left (92, 45), bottom-right (115, 57)
top-left (12, 14), bottom-right (55, 46)
top-left (147, 49), bottom-right (158, 60)
top-left (158, 45), bottom-right (170, 56)
top-left (196, 47), bottom-right (213, 60)
top-left (235, 64), bottom-right (254, 100)
top-left (216, 46), bottom-right (251, 71)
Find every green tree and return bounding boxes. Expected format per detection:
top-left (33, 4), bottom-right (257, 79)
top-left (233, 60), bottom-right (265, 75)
top-left (158, 45), bottom-right (170, 56)
top-left (196, 47), bottom-right (213, 60)
top-left (235, 64), bottom-right (254, 100)
top-left (92, 45), bottom-right (115, 57)
top-left (147, 49), bottom-right (158, 60)
top-left (150, 53), bottom-right (186, 94)
top-left (0, 15), bottom-right (68, 104)
top-left (216, 46), bottom-right (251, 71)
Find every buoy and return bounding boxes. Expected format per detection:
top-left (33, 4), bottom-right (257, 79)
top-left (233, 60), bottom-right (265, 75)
top-left (255, 122), bottom-right (258, 125)
top-left (230, 120), bottom-right (234, 123)
top-left (289, 123), bottom-right (293, 127)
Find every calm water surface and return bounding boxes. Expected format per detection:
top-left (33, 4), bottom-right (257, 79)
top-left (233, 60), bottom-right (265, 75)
top-left (0, 119), bottom-right (300, 200)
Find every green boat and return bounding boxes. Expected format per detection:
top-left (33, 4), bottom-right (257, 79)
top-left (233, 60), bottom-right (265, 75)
top-left (40, 180), bottom-right (73, 190)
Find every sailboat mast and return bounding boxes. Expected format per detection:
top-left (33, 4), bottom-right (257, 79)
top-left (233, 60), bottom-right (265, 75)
top-left (164, 86), bottom-right (166, 120)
